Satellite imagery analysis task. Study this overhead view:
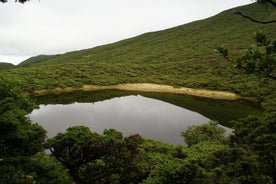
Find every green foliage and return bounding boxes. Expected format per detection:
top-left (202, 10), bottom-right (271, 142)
top-left (0, 76), bottom-right (36, 113)
top-left (0, 77), bottom-right (48, 183)
top-left (230, 113), bottom-right (276, 183)
top-left (47, 126), bottom-right (143, 184)
top-left (181, 121), bottom-right (226, 147)
top-left (30, 153), bottom-right (71, 184)
top-left (215, 45), bottom-right (229, 59)
top-left (140, 130), bottom-right (261, 184)
top-left (0, 157), bottom-right (35, 184)
top-left (0, 153), bottom-right (71, 184)
top-left (143, 158), bottom-right (206, 184)
top-left (205, 146), bottom-right (264, 183)
top-left (0, 77), bottom-right (74, 184)
top-left (143, 141), bottom-right (262, 184)
top-left (143, 129), bottom-right (274, 184)
top-left (0, 77), bottom-right (46, 156)
top-left (236, 31), bottom-right (276, 78)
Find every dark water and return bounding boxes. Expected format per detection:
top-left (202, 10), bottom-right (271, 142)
top-left (29, 90), bottom-right (262, 144)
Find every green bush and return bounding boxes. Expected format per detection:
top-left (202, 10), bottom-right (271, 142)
top-left (181, 121), bottom-right (226, 147)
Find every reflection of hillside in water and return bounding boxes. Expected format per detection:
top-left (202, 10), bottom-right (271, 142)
top-left (34, 90), bottom-right (262, 127)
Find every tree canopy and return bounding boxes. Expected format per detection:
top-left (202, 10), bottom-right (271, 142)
top-left (181, 121), bottom-right (226, 147)
top-left (0, 77), bottom-right (70, 184)
top-left (47, 126), bottom-right (143, 184)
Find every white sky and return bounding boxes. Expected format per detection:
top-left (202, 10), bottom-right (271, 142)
top-left (0, 0), bottom-right (252, 65)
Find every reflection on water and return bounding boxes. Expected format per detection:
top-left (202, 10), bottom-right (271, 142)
top-left (30, 95), bottom-right (209, 144)
top-left (30, 90), bottom-right (262, 145)
top-left (35, 90), bottom-right (262, 127)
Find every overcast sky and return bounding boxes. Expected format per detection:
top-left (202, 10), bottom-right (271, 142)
top-left (0, 0), bottom-right (252, 65)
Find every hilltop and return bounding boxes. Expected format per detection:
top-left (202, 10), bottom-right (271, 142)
top-left (0, 62), bottom-right (15, 71)
top-left (2, 3), bottom-right (276, 98)
top-left (18, 54), bottom-right (58, 67)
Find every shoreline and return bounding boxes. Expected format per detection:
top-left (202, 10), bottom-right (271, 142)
top-left (28, 83), bottom-right (253, 101)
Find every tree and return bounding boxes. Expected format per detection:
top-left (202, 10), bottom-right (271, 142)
top-left (181, 121), bottom-right (226, 147)
top-left (215, 45), bottom-right (229, 59)
top-left (47, 126), bottom-right (143, 184)
top-left (0, 0), bottom-right (29, 3)
top-left (230, 113), bottom-right (276, 184)
top-left (0, 77), bottom-right (46, 156)
top-left (144, 158), bottom-right (207, 184)
top-left (0, 77), bottom-right (47, 183)
top-left (30, 153), bottom-right (71, 184)
top-left (216, 31), bottom-right (276, 78)
top-left (236, 31), bottom-right (276, 78)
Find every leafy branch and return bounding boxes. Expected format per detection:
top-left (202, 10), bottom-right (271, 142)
top-left (235, 11), bottom-right (276, 24)
top-left (0, 0), bottom-right (29, 3)
top-left (216, 31), bottom-right (276, 78)
top-left (235, 0), bottom-right (276, 24)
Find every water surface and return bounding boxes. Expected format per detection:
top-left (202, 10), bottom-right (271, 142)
top-left (30, 95), bottom-right (210, 144)
top-left (30, 90), bottom-right (262, 144)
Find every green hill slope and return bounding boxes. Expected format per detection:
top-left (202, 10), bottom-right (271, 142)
top-left (2, 3), bottom-right (276, 98)
top-left (0, 62), bottom-right (15, 71)
top-left (18, 54), bottom-right (58, 67)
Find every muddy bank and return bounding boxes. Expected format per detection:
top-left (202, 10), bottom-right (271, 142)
top-left (28, 83), bottom-right (251, 100)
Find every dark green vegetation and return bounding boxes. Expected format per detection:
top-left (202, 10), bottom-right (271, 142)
top-left (1, 3), bottom-right (275, 98)
top-left (182, 121), bottom-right (226, 147)
top-left (47, 127), bottom-right (143, 184)
top-left (1, 77), bottom-right (275, 183)
top-left (216, 30), bottom-right (276, 78)
top-left (0, 62), bottom-right (15, 71)
top-left (236, 31), bottom-right (276, 78)
top-left (0, 77), bottom-right (70, 184)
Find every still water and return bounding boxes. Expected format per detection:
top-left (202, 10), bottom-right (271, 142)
top-left (29, 90), bottom-right (262, 144)
top-left (30, 95), bottom-right (209, 144)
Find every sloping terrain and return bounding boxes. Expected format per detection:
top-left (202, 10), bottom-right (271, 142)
top-left (2, 3), bottom-right (276, 97)
top-left (0, 62), bottom-right (15, 71)
top-left (18, 54), bottom-right (58, 67)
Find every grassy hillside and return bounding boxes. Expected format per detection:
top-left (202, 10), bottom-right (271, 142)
top-left (0, 62), bottom-right (15, 71)
top-left (18, 54), bottom-right (58, 67)
top-left (2, 3), bottom-right (276, 98)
